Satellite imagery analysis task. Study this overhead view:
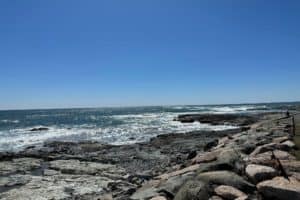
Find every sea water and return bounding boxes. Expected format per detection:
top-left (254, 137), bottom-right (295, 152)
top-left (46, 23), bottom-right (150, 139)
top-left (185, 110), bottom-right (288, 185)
top-left (0, 103), bottom-right (290, 151)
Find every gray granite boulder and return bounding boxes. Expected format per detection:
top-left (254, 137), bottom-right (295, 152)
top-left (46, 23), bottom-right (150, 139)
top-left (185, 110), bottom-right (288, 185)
top-left (174, 179), bottom-right (209, 200)
top-left (197, 171), bottom-right (255, 192)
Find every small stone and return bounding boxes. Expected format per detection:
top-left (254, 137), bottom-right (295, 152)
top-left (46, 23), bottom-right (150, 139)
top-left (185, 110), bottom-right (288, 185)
top-left (245, 164), bottom-right (277, 183)
top-left (214, 185), bottom-right (247, 200)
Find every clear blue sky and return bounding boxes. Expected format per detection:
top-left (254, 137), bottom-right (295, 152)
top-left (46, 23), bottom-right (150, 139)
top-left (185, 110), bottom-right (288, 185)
top-left (0, 0), bottom-right (300, 109)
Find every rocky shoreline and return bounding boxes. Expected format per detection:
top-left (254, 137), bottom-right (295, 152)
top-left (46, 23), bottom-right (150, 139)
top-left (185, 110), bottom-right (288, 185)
top-left (0, 112), bottom-right (299, 199)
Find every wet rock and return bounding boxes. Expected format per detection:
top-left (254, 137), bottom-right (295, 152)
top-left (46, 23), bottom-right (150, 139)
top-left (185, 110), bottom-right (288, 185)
top-left (245, 164), bottom-right (277, 183)
top-left (257, 176), bottom-right (300, 200)
top-left (214, 185), bottom-right (247, 200)
top-left (175, 114), bottom-right (257, 126)
top-left (174, 180), bottom-right (209, 200)
top-left (29, 127), bottom-right (49, 131)
top-left (197, 171), bottom-right (255, 192)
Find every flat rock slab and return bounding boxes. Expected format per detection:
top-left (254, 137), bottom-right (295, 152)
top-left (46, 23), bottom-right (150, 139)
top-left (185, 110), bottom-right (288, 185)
top-left (245, 164), bottom-right (277, 183)
top-left (49, 159), bottom-right (125, 175)
top-left (0, 174), bottom-right (32, 187)
top-left (0, 158), bottom-right (42, 175)
top-left (0, 174), bottom-right (113, 200)
top-left (214, 185), bottom-right (247, 200)
top-left (257, 176), bottom-right (300, 200)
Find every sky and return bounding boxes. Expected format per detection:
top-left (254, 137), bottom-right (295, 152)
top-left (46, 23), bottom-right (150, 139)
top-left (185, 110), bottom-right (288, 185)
top-left (0, 0), bottom-right (300, 109)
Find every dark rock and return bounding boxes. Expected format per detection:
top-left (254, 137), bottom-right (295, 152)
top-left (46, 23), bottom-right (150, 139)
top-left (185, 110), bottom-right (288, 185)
top-left (175, 114), bottom-right (258, 126)
top-left (29, 127), bottom-right (49, 132)
top-left (204, 139), bottom-right (218, 151)
top-left (186, 151), bottom-right (197, 160)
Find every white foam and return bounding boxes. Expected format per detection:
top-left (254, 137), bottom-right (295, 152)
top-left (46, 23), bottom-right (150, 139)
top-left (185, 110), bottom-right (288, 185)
top-left (0, 111), bottom-right (237, 151)
top-left (0, 119), bottom-right (20, 124)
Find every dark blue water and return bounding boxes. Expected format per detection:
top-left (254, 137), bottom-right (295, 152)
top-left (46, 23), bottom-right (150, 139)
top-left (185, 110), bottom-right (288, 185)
top-left (0, 103), bottom-right (293, 151)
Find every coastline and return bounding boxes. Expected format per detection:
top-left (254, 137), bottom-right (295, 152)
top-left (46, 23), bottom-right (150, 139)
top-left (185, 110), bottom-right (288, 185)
top-left (0, 112), bottom-right (299, 199)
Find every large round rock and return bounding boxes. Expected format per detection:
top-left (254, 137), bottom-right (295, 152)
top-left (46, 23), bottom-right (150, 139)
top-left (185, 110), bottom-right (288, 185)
top-left (174, 180), bottom-right (209, 200)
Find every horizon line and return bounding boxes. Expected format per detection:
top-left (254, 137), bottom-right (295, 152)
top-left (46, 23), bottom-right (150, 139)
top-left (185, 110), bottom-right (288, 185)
top-left (0, 100), bottom-right (299, 112)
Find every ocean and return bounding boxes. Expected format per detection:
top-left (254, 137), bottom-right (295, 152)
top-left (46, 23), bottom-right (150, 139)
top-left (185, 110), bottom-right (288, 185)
top-left (0, 103), bottom-right (294, 151)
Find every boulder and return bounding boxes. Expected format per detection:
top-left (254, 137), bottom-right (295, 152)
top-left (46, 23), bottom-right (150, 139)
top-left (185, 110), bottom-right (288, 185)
top-left (281, 140), bottom-right (296, 149)
top-left (174, 180), bottom-right (209, 200)
top-left (130, 187), bottom-right (159, 200)
top-left (245, 164), bottom-right (277, 183)
top-left (157, 172), bottom-right (195, 197)
top-left (150, 196), bottom-right (167, 200)
top-left (192, 150), bottom-right (220, 164)
top-left (209, 196), bottom-right (223, 200)
top-left (257, 176), bottom-right (300, 200)
top-left (197, 171), bottom-right (255, 192)
top-left (214, 185), bottom-right (247, 200)
top-left (247, 150), bottom-right (296, 166)
top-left (250, 143), bottom-right (292, 156)
top-left (281, 160), bottom-right (300, 173)
top-left (196, 148), bottom-right (244, 174)
top-left (157, 164), bottom-right (200, 180)
top-left (273, 136), bottom-right (290, 144)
